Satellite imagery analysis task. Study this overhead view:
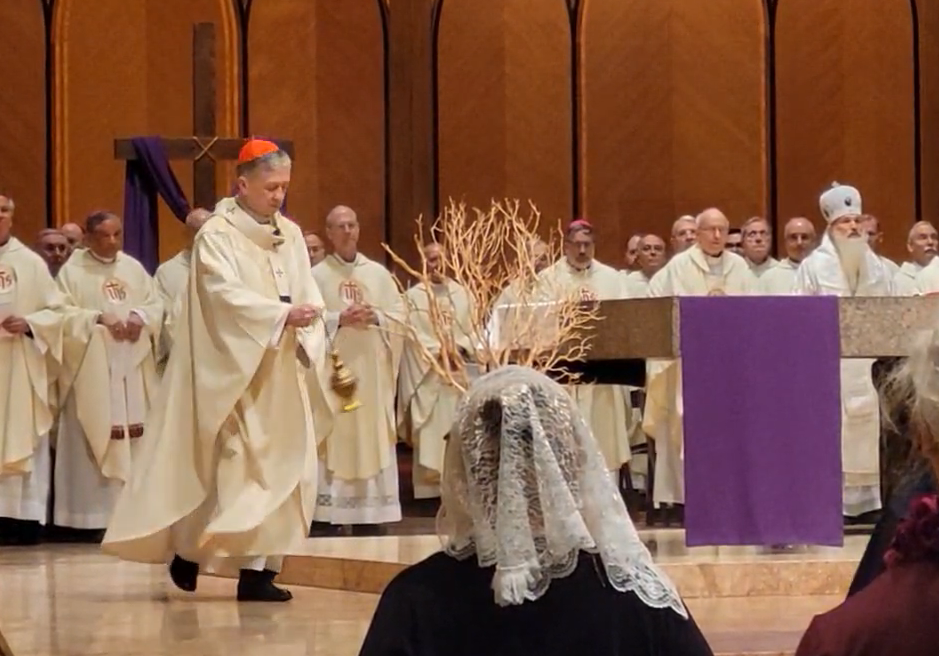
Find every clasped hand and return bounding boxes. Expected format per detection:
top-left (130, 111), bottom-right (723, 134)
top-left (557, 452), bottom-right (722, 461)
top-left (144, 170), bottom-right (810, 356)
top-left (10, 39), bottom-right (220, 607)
top-left (286, 304), bottom-right (321, 328)
top-left (339, 304), bottom-right (377, 328)
top-left (98, 312), bottom-right (144, 342)
top-left (1, 315), bottom-right (30, 335)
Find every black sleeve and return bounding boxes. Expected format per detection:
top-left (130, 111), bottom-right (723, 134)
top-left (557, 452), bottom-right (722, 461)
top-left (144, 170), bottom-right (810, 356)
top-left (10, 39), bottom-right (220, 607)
top-left (657, 609), bottom-right (715, 656)
top-left (358, 581), bottom-right (418, 656)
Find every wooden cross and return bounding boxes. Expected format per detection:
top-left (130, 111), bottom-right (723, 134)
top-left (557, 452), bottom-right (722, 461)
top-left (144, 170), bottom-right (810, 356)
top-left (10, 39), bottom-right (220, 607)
top-left (114, 23), bottom-right (294, 211)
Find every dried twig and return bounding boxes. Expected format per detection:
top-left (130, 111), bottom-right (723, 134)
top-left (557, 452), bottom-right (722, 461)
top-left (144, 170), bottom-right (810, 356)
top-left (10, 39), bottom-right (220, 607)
top-left (381, 198), bottom-right (599, 392)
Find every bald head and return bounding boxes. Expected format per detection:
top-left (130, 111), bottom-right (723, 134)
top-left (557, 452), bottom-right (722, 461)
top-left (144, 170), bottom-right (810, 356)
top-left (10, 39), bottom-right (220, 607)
top-left (185, 208), bottom-right (210, 231)
top-left (60, 222), bottom-right (84, 251)
top-left (325, 205), bottom-right (360, 260)
top-left (782, 217), bottom-right (817, 263)
top-left (671, 215), bottom-right (697, 253)
top-left (908, 220), bottom-right (939, 266)
top-left (695, 208), bottom-right (730, 257)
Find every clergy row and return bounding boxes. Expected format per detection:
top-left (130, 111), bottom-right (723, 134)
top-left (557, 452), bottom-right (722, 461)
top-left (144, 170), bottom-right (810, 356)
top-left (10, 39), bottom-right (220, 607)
top-left (0, 191), bottom-right (638, 546)
top-left (625, 183), bottom-right (917, 520)
top-left (621, 204), bottom-right (939, 297)
top-left (0, 179), bottom-right (920, 547)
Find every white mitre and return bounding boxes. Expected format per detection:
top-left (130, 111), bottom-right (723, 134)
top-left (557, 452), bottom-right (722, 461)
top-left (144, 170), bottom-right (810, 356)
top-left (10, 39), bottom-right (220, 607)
top-left (819, 182), bottom-right (862, 224)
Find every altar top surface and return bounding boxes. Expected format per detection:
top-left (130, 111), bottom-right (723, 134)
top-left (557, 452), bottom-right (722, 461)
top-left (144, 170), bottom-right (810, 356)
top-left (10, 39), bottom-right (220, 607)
top-left (587, 296), bottom-right (939, 360)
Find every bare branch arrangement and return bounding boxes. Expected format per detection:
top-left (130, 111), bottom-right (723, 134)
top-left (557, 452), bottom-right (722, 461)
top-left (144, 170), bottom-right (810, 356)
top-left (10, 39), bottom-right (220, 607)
top-left (381, 198), bottom-right (599, 393)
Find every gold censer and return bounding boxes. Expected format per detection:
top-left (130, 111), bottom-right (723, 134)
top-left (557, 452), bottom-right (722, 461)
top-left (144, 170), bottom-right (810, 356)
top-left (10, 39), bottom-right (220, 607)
top-left (329, 349), bottom-right (361, 412)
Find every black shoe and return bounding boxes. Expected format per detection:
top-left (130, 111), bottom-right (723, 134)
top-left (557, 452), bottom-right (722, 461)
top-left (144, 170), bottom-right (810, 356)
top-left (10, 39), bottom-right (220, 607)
top-left (237, 568), bottom-right (292, 602)
top-left (169, 555), bottom-right (200, 592)
top-left (0, 519), bottom-right (42, 546)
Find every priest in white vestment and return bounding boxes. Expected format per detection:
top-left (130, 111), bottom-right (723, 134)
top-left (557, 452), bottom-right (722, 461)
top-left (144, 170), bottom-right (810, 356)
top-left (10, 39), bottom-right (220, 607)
top-left (304, 231), bottom-right (326, 266)
top-left (793, 183), bottom-right (894, 518)
top-left (0, 201), bottom-right (85, 544)
top-left (35, 229), bottom-right (70, 278)
top-left (153, 208), bottom-right (210, 370)
top-left (54, 211), bottom-right (163, 534)
top-left (623, 233), bottom-right (643, 271)
top-left (860, 214), bottom-right (900, 276)
top-left (726, 228), bottom-right (743, 256)
top-left (892, 221), bottom-right (937, 296)
top-left (539, 220), bottom-right (634, 482)
top-left (643, 209), bottom-right (757, 507)
top-left (740, 216), bottom-right (778, 277)
top-left (398, 243), bottom-right (474, 499)
top-left (623, 234), bottom-right (666, 298)
top-left (670, 215), bottom-right (697, 254)
top-left (312, 205), bottom-right (405, 533)
top-left (759, 217), bottom-right (817, 294)
top-left (103, 140), bottom-right (332, 602)
top-left (60, 222), bottom-right (85, 256)
top-left (490, 238), bottom-right (550, 313)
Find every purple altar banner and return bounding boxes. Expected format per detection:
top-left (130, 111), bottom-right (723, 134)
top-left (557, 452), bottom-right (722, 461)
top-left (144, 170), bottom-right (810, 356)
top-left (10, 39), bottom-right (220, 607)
top-left (680, 296), bottom-right (843, 546)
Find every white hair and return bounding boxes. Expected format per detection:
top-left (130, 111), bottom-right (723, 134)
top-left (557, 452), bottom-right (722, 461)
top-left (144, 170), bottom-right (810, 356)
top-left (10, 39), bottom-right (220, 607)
top-left (694, 208), bottom-right (728, 228)
top-left (671, 215), bottom-right (695, 234)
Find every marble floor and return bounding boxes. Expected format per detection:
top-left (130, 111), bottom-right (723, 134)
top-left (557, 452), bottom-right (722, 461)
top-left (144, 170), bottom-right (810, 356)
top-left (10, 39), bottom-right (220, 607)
top-left (0, 531), bottom-right (867, 656)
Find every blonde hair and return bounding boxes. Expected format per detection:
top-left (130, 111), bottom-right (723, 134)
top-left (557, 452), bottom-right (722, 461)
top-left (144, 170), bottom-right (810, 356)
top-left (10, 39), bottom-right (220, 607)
top-left (883, 330), bottom-right (939, 478)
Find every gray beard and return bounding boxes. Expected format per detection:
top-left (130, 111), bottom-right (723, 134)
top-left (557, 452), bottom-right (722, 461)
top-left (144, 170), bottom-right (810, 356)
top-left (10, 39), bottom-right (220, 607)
top-left (831, 234), bottom-right (868, 295)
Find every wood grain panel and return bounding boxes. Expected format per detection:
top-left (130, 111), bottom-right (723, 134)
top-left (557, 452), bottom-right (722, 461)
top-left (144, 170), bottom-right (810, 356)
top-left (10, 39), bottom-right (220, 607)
top-left (580, 0), bottom-right (767, 260)
top-left (247, 0), bottom-right (387, 259)
top-left (53, 0), bottom-right (239, 263)
top-left (436, 0), bottom-right (573, 229)
top-left (916, 0), bottom-right (939, 224)
top-left (775, 0), bottom-right (915, 261)
top-left (0, 0), bottom-right (47, 242)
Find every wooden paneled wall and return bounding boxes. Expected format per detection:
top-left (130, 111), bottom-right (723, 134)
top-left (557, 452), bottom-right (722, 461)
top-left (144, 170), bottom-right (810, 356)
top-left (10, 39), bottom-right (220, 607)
top-left (1, 0), bottom-right (933, 265)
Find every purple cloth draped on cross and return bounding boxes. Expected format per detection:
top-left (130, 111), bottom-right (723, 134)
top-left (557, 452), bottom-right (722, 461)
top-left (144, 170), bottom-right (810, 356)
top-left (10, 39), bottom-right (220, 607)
top-left (122, 137), bottom-right (191, 273)
top-left (680, 296), bottom-right (844, 547)
top-left (122, 136), bottom-right (289, 273)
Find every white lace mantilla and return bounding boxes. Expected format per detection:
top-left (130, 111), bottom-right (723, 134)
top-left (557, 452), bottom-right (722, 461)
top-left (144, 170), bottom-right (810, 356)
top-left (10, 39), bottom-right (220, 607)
top-left (436, 365), bottom-right (687, 617)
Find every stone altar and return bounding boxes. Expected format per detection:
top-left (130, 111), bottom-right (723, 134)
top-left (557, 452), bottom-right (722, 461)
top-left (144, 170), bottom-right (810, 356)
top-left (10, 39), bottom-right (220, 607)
top-left (572, 296), bottom-right (939, 386)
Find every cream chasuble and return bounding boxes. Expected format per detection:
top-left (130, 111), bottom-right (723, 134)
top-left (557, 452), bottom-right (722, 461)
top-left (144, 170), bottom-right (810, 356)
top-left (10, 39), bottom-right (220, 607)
top-left (539, 259), bottom-right (634, 474)
top-left (397, 280), bottom-right (474, 499)
top-left (758, 258), bottom-right (799, 295)
top-left (312, 253), bottom-right (405, 524)
top-left (893, 261), bottom-right (924, 297)
top-left (880, 255), bottom-right (900, 277)
top-left (0, 238), bottom-right (84, 522)
top-left (103, 199), bottom-right (331, 564)
top-left (747, 257), bottom-right (779, 278)
top-left (153, 249), bottom-right (191, 369)
top-left (622, 270), bottom-right (651, 298)
top-left (643, 246), bottom-right (757, 506)
top-left (793, 234), bottom-right (894, 517)
top-left (54, 249), bottom-right (163, 529)
top-left (916, 258), bottom-right (939, 295)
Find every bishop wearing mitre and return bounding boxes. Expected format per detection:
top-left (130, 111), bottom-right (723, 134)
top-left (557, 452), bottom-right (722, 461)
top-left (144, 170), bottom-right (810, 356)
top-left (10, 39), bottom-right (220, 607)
top-left (103, 140), bottom-right (332, 602)
top-left (539, 219), bottom-right (634, 481)
top-left (0, 195), bottom-right (85, 545)
top-left (312, 205), bottom-right (405, 534)
top-left (644, 209), bottom-right (757, 507)
top-left (153, 208), bottom-right (210, 370)
top-left (398, 243), bottom-right (475, 499)
top-left (793, 183), bottom-right (894, 518)
top-left (54, 211), bottom-right (162, 537)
